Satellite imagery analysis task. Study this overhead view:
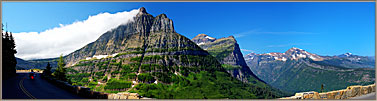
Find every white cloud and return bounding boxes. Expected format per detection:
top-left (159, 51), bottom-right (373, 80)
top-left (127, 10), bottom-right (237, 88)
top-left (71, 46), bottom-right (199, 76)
top-left (241, 49), bottom-right (254, 52)
top-left (13, 9), bottom-right (140, 60)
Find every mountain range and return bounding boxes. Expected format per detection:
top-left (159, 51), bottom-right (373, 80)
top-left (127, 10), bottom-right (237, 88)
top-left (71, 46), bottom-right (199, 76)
top-left (244, 47), bottom-right (375, 93)
top-left (16, 57), bottom-right (58, 70)
top-left (57, 7), bottom-right (283, 99)
top-left (14, 7), bottom-right (374, 98)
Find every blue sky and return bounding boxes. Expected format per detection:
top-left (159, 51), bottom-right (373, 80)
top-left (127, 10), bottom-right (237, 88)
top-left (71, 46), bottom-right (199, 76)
top-left (2, 2), bottom-right (375, 58)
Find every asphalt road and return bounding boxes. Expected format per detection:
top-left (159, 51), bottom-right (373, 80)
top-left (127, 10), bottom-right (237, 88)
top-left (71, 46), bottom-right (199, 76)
top-left (2, 73), bottom-right (84, 99)
top-left (349, 92), bottom-right (376, 100)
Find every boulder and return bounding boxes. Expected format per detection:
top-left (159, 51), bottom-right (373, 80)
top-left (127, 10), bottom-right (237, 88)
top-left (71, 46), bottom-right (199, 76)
top-left (371, 84), bottom-right (376, 92)
top-left (115, 94), bottom-right (121, 99)
top-left (312, 92), bottom-right (321, 99)
top-left (326, 92), bottom-right (335, 99)
top-left (367, 86), bottom-right (373, 93)
top-left (119, 94), bottom-right (127, 99)
top-left (346, 86), bottom-right (361, 97)
top-left (334, 91), bottom-right (341, 99)
top-left (108, 94), bottom-right (115, 99)
top-left (128, 93), bottom-right (140, 99)
top-left (319, 93), bottom-right (327, 99)
top-left (361, 86), bottom-right (369, 95)
top-left (340, 89), bottom-right (348, 99)
top-left (303, 94), bottom-right (309, 99)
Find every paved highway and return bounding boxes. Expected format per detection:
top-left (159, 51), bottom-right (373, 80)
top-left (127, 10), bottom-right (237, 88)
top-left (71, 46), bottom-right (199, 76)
top-left (349, 92), bottom-right (376, 100)
top-left (2, 73), bottom-right (84, 99)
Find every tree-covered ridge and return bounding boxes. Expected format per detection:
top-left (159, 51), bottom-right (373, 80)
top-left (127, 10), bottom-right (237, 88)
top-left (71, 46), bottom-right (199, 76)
top-left (66, 53), bottom-right (284, 99)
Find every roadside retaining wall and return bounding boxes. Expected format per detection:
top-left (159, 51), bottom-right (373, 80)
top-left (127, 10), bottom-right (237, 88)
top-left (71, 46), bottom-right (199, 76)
top-left (41, 75), bottom-right (140, 99)
top-left (280, 84), bottom-right (376, 99)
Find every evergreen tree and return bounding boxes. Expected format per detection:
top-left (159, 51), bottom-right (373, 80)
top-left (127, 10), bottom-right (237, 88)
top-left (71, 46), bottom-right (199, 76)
top-left (320, 84), bottom-right (324, 93)
top-left (2, 24), bottom-right (17, 79)
top-left (43, 62), bottom-right (52, 76)
top-left (54, 55), bottom-right (67, 81)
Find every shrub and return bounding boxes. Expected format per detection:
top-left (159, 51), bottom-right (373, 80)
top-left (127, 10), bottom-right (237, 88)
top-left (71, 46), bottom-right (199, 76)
top-left (138, 73), bottom-right (155, 83)
top-left (104, 78), bottom-right (132, 89)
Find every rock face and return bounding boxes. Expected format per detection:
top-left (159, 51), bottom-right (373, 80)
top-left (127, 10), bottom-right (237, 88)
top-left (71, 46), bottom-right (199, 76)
top-left (63, 7), bottom-right (282, 99)
top-left (244, 47), bottom-right (375, 93)
top-left (191, 34), bottom-right (263, 83)
top-left (64, 7), bottom-right (182, 66)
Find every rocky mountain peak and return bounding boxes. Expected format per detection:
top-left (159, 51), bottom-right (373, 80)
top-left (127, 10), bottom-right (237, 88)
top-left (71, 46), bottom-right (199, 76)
top-left (283, 47), bottom-right (323, 61)
top-left (286, 47), bottom-right (304, 53)
top-left (227, 35), bottom-right (237, 42)
top-left (228, 35), bottom-right (235, 39)
top-left (338, 52), bottom-right (356, 58)
top-left (245, 47), bottom-right (324, 62)
top-left (150, 13), bottom-right (175, 32)
top-left (344, 52), bottom-right (353, 56)
top-left (137, 7), bottom-right (148, 16)
top-left (192, 34), bottom-right (216, 45)
top-left (284, 47), bottom-right (308, 56)
top-left (156, 13), bottom-right (168, 18)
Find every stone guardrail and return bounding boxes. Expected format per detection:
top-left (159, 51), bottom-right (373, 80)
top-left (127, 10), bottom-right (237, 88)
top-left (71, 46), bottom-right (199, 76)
top-left (41, 75), bottom-right (141, 99)
top-left (16, 70), bottom-right (43, 73)
top-left (280, 84), bottom-right (376, 99)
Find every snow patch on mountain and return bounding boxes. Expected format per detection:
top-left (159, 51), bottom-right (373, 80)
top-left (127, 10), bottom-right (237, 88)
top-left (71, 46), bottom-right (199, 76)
top-left (85, 53), bottom-right (119, 60)
top-left (197, 42), bottom-right (205, 45)
top-left (205, 36), bottom-right (215, 40)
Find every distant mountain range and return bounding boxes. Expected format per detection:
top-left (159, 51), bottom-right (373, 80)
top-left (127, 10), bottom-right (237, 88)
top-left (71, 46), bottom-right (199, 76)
top-left (244, 47), bottom-right (375, 93)
top-left (16, 57), bottom-right (58, 70)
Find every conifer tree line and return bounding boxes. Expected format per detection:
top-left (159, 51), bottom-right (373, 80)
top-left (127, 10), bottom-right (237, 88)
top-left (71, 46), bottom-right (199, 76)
top-left (2, 23), bottom-right (17, 79)
top-left (53, 55), bottom-right (67, 81)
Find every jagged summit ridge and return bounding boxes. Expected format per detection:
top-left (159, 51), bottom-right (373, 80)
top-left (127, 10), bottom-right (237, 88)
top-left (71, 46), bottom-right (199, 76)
top-left (151, 13), bottom-right (175, 32)
top-left (64, 7), bottom-right (176, 66)
top-left (247, 47), bottom-right (324, 61)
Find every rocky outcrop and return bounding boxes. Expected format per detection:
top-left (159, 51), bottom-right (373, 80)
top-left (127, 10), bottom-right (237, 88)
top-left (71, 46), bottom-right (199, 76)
top-left (280, 84), bottom-right (376, 99)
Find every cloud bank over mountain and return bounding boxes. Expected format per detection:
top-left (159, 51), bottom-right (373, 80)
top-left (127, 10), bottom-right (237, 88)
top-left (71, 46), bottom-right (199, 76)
top-left (13, 9), bottom-right (139, 60)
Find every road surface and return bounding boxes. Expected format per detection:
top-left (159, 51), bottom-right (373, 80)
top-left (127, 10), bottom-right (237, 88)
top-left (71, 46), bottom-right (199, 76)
top-left (2, 73), bottom-right (84, 99)
top-left (349, 92), bottom-right (376, 100)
